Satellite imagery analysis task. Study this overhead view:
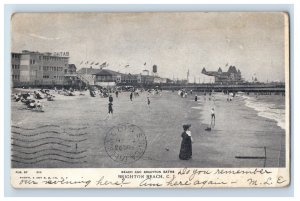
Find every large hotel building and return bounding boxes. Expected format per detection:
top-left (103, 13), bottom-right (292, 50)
top-left (11, 50), bottom-right (69, 87)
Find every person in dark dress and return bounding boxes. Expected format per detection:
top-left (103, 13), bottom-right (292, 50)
top-left (109, 95), bottom-right (113, 103)
top-left (147, 97), bottom-right (150, 107)
top-left (108, 102), bottom-right (113, 114)
top-left (130, 92), bottom-right (133, 101)
top-left (179, 124), bottom-right (193, 160)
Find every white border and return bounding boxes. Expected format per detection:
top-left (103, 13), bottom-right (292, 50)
top-left (1, 0), bottom-right (298, 199)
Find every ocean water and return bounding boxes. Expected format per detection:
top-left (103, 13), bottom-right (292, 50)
top-left (239, 94), bottom-right (286, 130)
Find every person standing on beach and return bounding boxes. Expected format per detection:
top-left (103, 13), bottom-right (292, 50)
top-left (130, 92), bottom-right (133, 101)
top-left (195, 95), bottom-right (198, 102)
top-left (115, 90), bottom-right (119, 98)
top-left (147, 96), bottom-right (151, 108)
top-left (180, 90), bottom-right (184, 98)
top-left (109, 95), bottom-right (113, 103)
top-left (211, 107), bottom-right (215, 127)
top-left (108, 102), bottom-right (113, 115)
top-left (179, 124), bottom-right (193, 160)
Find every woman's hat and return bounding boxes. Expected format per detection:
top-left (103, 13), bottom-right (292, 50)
top-left (183, 124), bottom-right (191, 130)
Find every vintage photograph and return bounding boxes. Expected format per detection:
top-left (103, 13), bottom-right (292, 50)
top-left (10, 12), bottom-right (289, 173)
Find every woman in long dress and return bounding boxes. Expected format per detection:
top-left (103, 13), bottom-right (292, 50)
top-left (179, 124), bottom-right (192, 160)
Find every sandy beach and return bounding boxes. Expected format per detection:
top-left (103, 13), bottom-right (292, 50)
top-left (10, 89), bottom-right (285, 168)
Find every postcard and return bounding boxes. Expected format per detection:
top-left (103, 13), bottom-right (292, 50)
top-left (10, 12), bottom-right (290, 188)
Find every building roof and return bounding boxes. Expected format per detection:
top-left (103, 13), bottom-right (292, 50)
top-left (12, 50), bottom-right (69, 58)
top-left (68, 64), bottom-right (77, 70)
top-left (77, 67), bottom-right (102, 75)
top-left (202, 66), bottom-right (241, 78)
top-left (93, 69), bottom-right (122, 76)
top-left (227, 66), bottom-right (238, 74)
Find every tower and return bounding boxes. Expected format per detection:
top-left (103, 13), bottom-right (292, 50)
top-left (152, 65), bottom-right (158, 77)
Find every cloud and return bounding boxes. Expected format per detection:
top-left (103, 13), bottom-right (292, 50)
top-left (28, 33), bottom-right (61, 40)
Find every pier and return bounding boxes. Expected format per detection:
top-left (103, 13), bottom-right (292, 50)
top-left (159, 83), bottom-right (285, 93)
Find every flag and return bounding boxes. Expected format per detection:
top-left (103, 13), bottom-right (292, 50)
top-left (85, 61), bottom-right (89, 64)
top-left (225, 63), bottom-right (228, 67)
top-left (95, 62), bottom-right (99, 65)
top-left (144, 62), bottom-right (146, 66)
top-left (187, 69), bottom-right (190, 77)
top-left (80, 61), bottom-right (83, 65)
top-left (125, 64), bottom-right (129, 68)
top-left (90, 61), bottom-right (94, 65)
top-left (100, 62), bottom-right (107, 68)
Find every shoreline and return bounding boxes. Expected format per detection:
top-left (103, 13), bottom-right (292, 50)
top-left (193, 93), bottom-right (285, 167)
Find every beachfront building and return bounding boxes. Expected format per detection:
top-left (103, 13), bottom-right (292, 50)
top-left (86, 67), bottom-right (155, 86)
top-left (11, 53), bottom-right (21, 87)
top-left (76, 67), bottom-right (102, 86)
top-left (11, 50), bottom-right (69, 87)
top-left (153, 77), bottom-right (167, 84)
top-left (76, 67), bottom-right (166, 87)
top-left (93, 69), bottom-right (122, 87)
top-left (64, 64), bottom-right (80, 87)
top-left (201, 65), bottom-right (243, 84)
top-left (121, 73), bottom-right (139, 84)
top-left (67, 64), bottom-right (77, 74)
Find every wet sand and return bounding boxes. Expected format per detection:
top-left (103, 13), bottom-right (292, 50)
top-left (11, 89), bottom-right (285, 168)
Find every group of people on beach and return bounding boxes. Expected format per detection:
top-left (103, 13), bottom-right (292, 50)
top-left (176, 89), bottom-right (218, 160)
top-left (12, 86), bottom-right (86, 112)
top-left (13, 91), bottom-right (44, 111)
top-left (102, 87), bottom-right (158, 120)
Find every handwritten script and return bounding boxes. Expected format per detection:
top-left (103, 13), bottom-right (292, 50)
top-left (13, 168), bottom-right (289, 188)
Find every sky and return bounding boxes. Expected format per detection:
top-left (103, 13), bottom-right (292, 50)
top-left (11, 12), bottom-right (288, 82)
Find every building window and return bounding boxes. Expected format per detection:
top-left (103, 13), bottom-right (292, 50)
top-left (30, 59), bottom-right (35, 65)
top-left (12, 75), bottom-right (19, 80)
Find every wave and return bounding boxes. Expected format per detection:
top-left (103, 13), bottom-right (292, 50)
top-left (11, 124), bottom-right (60, 130)
top-left (12, 148), bottom-right (87, 155)
top-left (11, 137), bottom-right (87, 143)
top-left (12, 158), bottom-right (87, 164)
top-left (11, 131), bottom-right (88, 137)
top-left (11, 142), bottom-right (71, 148)
top-left (11, 130), bottom-right (60, 137)
top-left (12, 154), bottom-right (87, 160)
top-left (68, 133), bottom-right (88, 136)
top-left (68, 127), bottom-right (88, 130)
top-left (241, 95), bottom-right (285, 130)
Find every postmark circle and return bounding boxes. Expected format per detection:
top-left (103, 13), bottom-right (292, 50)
top-left (104, 123), bottom-right (147, 163)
